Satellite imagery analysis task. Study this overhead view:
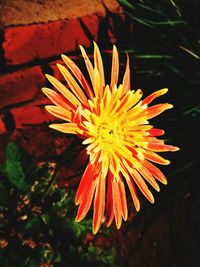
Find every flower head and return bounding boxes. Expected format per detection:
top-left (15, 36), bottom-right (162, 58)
top-left (42, 42), bottom-right (179, 234)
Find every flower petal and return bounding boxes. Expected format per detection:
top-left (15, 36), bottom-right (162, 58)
top-left (57, 64), bottom-right (88, 105)
top-left (106, 172), bottom-right (114, 227)
top-left (131, 169), bottom-right (155, 203)
top-left (142, 149), bottom-right (170, 165)
top-left (142, 160), bottom-right (168, 185)
top-left (146, 142), bottom-right (180, 152)
top-left (118, 174), bottom-right (128, 220)
top-left (75, 163), bottom-right (96, 205)
top-left (147, 128), bottom-right (165, 136)
top-left (94, 41), bottom-right (105, 90)
top-left (93, 174), bottom-right (106, 234)
top-left (126, 177), bottom-right (140, 212)
top-left (112, 178), bottom-right (122, 229)
top-left (42, 87), bottom-right (72, 110)
top-left (45, 105), bottom-right (71, 121)
top-left (45, 74), bottom-right (81, 107)
top-left (142, 88), bottom-right (168, 105)
top-left (80, 45), bottom-right (95, 91)
top-left (146, 103), bottom-right (173, 119)
top-left (61, 54), bottom-right (94, 99)
top-left (49, 122), bottom-right (79, 134)
top-left (122, 53), bottom-right (130, 96)
top-left (123, 160), bottom-right (155, 203)
top-left (111, 45), bottom-right (119, 88)
top-left (138, 164), bottom-right (160, 192)
top-left (75, 180), bottom-right (96, 222)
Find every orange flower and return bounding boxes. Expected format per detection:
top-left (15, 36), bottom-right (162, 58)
top-left (42, 42), bottom-right (179, 234)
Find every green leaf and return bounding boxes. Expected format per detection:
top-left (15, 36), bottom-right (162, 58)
top-left (5, 143), bottom-right (37, 191)
top-left (125, 12), bottom-right (154, 28)
top-left (118, 0), bottom-right (136, 9)
top-left (5, 143), bottom-right (28, 191)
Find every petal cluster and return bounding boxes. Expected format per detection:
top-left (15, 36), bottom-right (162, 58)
top-left (42, 42), bottom-right (179, 234)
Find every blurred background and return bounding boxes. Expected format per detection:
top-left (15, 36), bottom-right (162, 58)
top-left (0, 0), bottom-right (200, 266)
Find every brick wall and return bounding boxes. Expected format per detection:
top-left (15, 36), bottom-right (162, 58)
top-left (0, 0), bottom-right (129, 161)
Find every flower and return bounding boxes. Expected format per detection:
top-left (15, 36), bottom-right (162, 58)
top-left (42, 42), bottom-right (179, 234)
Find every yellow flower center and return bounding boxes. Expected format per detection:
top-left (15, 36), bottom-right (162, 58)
top-left (97, 122), bottom-right (118, 143)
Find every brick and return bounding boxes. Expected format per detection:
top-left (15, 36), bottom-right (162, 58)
top-left (0, 0), bottom-right (109, 26)
top-left (48, 59), bottom-right (66, 82)
top-left (0, 116), bottom-right (6, 134)
top-left (10, 99), bottom-right (54, 128)
top-left (3, 15), bottom-right (99, 66)
top-left (0, 66), bottom-right (45, 109)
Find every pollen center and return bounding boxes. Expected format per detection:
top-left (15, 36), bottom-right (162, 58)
top-left (98, 122), bottom-right (114, 142)
top-left (96, 120), bottom-right (123, 146)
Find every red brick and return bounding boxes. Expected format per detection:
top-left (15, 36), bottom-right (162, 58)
top-left (3, 15), bottom-right (99, 66)
top-left (0, 116), bottom-right (6, 134)
top-left (48, 59), bottom-right (66, 82)
top-left (10, 99), bottom-right (54, 128)
top-left (0, 66), bottom-right (45, 109)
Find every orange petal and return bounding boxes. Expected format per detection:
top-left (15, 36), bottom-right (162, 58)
top-left (93, 67), bottom-right (101, 97)
top-left (131, 169), bottom-right (155, 203)
top-left (142, 149), bottom-right (170, 165)
top-left (120, 160), bottom-right (140, 211)
top-left (94, 41), bottom-right (105, 90)
top-left (111, 45), bottom-right (119, 88)
top-left (72, 106), bottom-right (82, 124)
top-left (80, 45), bottom-right (95, 92)
top-left (45, 74), bottom-right (81, 107)
top-left (75, 163), bottom-right (96, 205)
top-left (45, 105), bottom-right (71, 122)
top-left (147, 128), bottom-right (165, 136)
top-left (118, 174), bottom-right (128, 220)
top-left (75, 179), bottom-right (96, 222)
top-left (42, 87), bottom-right (72, 110)
top-left (93, 174), bottom-right (106, 234)
top-left (106, 172), bottom-right (114, 227)
top-left (142, 88), bottom-right (168, 105)
top-left (138, 165), bottom-right (160, 192)
top-left (61, 54), bottom-right (94, 99)
top-left (146, 142), bottom-right (180, 152)
top-left (112, 178), bottom-right (122, 229)
top-left (122, 161), bottom-right (155, 204)
top-left (142, 160), bottom-right (168, 185)
top-left (126, 177), bottom-right (140, 212)
top-left (146, 103), bottom-right (173, 119)
top-left (57, 64), bottom-right (88, 105)
top-left (122, 53), bottom-right (130, 96)
top-left (49, 122), bottom-right (78, 134)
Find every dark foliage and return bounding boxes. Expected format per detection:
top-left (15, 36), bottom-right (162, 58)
top-left (0, 143), bottom-right (114, 267)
